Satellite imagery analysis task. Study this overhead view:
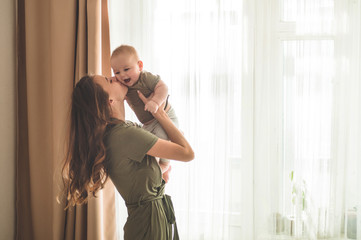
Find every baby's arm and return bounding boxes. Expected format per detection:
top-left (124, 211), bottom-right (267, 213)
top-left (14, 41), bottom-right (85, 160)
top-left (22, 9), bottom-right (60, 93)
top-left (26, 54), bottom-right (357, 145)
top-left (144, 80), bottom-right (168, 113)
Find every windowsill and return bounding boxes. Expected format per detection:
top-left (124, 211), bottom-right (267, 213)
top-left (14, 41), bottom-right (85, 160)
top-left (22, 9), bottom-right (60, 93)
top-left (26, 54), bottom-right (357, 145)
top-left (258, 234), bottom-right (347, 240)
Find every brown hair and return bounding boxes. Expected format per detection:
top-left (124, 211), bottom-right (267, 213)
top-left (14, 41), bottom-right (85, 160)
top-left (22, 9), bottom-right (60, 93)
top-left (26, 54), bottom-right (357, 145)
top-left (61, 75), bottom-right (115, 209)
top-left (111, 44), bottom-right (139, 61)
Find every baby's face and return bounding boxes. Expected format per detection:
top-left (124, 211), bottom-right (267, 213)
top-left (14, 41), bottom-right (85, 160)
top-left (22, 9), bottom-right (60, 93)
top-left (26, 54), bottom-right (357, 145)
top-left (111, 53), bottom-right (143, 87)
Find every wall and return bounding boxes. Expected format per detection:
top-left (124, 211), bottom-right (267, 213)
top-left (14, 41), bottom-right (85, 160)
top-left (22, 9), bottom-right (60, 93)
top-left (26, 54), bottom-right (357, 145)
top-left (0, 0), bottom-right (16, 239)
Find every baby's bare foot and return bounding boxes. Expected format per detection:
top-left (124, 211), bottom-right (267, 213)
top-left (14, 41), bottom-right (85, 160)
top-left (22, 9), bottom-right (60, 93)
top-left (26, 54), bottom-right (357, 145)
top-left (162, 165), bottom-right (172, 183)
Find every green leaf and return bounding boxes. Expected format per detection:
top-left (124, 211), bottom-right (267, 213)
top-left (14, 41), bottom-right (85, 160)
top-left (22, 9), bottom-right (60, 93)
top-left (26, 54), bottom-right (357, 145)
top-left (292, 186), bottom-right (296, 194)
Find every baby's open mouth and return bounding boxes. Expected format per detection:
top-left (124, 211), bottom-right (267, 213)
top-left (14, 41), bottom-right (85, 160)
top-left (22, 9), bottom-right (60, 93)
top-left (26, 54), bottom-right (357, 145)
top-left (124, 78), bottom-right (131, 83)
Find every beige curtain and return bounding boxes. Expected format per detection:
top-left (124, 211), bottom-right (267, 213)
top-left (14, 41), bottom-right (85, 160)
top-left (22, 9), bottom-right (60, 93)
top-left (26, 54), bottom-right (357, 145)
top-left (16, 0), bottom-right (116, 239)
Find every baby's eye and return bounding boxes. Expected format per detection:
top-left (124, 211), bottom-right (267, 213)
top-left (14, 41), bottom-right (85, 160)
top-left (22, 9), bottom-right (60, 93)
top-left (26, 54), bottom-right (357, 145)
top-left (115, 71), bottom-right (120, 75)
top-left (124, 68), bottom-right (130, 72)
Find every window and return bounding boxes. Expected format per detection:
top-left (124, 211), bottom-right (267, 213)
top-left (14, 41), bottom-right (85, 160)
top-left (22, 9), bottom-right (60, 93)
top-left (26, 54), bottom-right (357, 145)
top-left (282, 39), bottom-right (334, 237)
top-left (109, 0), bottom-right (361, 239)
top-left (274, 0), bottom-right (352, 238)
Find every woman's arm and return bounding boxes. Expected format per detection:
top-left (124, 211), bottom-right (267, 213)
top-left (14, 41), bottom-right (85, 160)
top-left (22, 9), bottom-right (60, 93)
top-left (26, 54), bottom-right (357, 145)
top-left (138, 91), bottom-right (194, 162)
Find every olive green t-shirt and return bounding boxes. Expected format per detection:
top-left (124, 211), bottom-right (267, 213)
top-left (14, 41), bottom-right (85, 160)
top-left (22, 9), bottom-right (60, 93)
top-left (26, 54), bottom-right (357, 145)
top-left (104, 121), bottom-right (173, 240)
top-left (126, 71), bottom-right (160, 124)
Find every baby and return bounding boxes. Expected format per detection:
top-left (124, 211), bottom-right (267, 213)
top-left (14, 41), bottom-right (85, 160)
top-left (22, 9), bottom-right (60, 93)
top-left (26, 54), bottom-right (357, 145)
top-left (110, 45), bottom-right (179, 182)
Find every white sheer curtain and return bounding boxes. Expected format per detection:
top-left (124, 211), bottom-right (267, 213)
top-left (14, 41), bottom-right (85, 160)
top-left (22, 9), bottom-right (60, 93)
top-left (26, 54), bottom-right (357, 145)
top-left (109, 0), bottom-right (254, 239)
top-left (332, 1), bottom-right (361, 240)
top-left (108, 0), bottom-right (361, 239)
top-left (255, 0), bottom-right (361, 239)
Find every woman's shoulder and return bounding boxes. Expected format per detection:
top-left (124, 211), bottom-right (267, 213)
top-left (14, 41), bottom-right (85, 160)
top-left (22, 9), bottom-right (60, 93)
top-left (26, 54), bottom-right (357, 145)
top-left (124, 120), bottom-right (142, 128)
top-left (105, 120), bottom-right (158, 153)
top-left (106, 121), bottom-right (144, 136)
top-left (107, 120), bottom-right (158, 144)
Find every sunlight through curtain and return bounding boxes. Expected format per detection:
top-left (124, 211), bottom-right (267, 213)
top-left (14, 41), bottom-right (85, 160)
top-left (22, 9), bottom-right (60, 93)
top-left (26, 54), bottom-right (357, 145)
top-left (108, 0), bottom-right (361, 239)
top-left (282, 39), bottom-right (334, 239)
top-left (258, 0), bottom-right (361, 239)
top-left (109, 0), bottom-right (254, 239)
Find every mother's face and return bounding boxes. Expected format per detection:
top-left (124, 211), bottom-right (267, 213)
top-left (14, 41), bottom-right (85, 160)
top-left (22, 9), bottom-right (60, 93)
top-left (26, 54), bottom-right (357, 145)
top-left (94, 75), bottom-right (128, 102)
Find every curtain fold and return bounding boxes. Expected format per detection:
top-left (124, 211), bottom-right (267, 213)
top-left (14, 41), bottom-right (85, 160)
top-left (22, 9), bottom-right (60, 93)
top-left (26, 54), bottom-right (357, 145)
top-left (253, 0), bottom-right (282, 238)
top-left (332, 1), bottom-right (361, 239)
top-left (16, 0), bottom-right (33, 238)
top-left (16, 0), bottom-right (116, 239)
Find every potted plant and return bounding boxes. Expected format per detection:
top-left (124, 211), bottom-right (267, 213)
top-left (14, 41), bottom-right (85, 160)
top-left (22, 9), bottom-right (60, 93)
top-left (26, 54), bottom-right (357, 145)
top-left (284, 170), bottom-right (307, 237)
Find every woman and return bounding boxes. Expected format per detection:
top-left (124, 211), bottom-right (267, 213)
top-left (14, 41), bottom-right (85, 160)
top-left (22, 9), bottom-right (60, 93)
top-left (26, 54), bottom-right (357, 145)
top-left (61, 75), bottom-right (194, 239)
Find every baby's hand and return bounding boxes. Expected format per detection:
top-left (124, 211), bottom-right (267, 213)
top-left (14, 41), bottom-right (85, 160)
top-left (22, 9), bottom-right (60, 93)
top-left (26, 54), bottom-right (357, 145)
top-left (144, 100), bottom-right (159, 113)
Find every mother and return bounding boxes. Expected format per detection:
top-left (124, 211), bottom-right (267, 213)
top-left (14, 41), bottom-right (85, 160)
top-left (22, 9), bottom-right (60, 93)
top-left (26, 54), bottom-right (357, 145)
top-left (61, 75), bottom-right (194, 239)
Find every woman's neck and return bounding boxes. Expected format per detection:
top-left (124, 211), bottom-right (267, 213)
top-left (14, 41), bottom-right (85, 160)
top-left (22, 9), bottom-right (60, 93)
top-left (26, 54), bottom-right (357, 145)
top-left (111, 100), bottom-right (125, 121)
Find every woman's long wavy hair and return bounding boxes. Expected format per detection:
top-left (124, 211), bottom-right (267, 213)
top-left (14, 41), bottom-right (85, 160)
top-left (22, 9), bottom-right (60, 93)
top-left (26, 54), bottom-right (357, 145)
top-left (61, 75), bottom-right (114, 209)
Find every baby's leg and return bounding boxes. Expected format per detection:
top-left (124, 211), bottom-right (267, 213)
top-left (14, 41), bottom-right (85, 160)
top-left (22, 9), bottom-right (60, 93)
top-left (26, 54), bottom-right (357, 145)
top-left (143, 108), bottom-right (179, 165)
top-left (144, 120), bottom-right (172, 168)
top-left (143, 108), bottom-right (179, 180)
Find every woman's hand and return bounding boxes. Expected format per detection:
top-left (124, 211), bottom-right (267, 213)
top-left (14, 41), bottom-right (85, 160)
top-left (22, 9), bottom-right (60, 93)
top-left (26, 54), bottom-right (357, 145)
top-left (138, 91), bottom-right (166, 116)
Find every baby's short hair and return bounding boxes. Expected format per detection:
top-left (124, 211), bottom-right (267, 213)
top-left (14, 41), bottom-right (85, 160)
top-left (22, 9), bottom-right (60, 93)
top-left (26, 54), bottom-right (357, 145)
top-left (111, 45), bottom-right (139, 60)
